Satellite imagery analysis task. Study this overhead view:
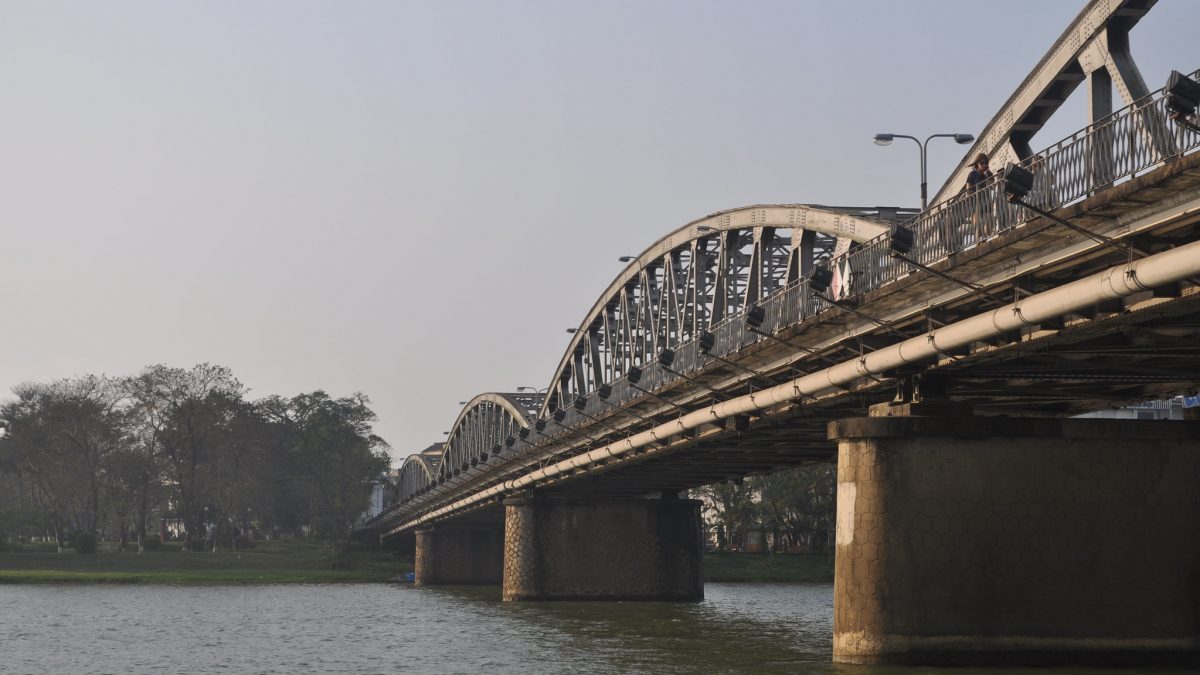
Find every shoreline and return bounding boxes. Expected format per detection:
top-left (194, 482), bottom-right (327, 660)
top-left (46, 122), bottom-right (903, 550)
top-left (0, 544), bottom-right (832, 586)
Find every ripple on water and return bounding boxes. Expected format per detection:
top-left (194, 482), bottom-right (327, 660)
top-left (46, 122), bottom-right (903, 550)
top-left (3, 583), bottom-right (1197, 675)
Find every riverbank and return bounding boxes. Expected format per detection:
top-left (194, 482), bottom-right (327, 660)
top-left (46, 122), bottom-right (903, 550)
top-left (704, 552), bottom-right (833, 583)
top-left (0, 540), bottom-right (409, 584)
top-left (0, 542), bottom-right (832, 585)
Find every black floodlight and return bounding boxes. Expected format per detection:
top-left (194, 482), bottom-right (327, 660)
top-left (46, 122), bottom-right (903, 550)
top-left (553, 408), bottom-right (567, 423)
top-left (1166, 70), bottom-right (1200, 119)
top-left (1003, 163), bottom-right (1035, 201)
top-left (573, 395), bottom-right (587, 411)
top-left (745, 305), bottom-right (765, 329)
top-left (505, 436), bottom-right (516, 447)
top-left (627, 365), bottom-right (643, 384)
top-left (809, 267), bottom-right (833, 295)
top-left (518, 427), bottom-right (530, 439)
top-left (598, 383), bottom-right (613, 399)
top-left (658, 348), bottom-right (676, 368)
top-left (889, 226), bottom-right (914, 255)
top-left (698, 330), bottom-right (715, 353)
top-left (535, 419), bottom-right (548, 432)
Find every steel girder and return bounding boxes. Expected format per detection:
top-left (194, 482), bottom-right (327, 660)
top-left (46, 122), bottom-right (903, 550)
top-left (538, 205), bottom-right (892, 419)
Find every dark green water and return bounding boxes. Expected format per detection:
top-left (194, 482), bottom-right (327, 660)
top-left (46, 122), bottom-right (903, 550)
top-left (0, 583), bottom-right (1192, 674)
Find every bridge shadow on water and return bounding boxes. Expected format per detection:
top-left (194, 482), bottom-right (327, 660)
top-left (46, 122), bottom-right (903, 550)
top-left (396, 583), bottom-right (1198, 675)
top-left (411, 582), bottom-right (836, 674)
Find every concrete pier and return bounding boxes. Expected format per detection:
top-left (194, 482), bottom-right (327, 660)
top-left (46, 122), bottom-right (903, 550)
top-left (502, 496), bottom-right (704, 601)
top-left (413, 524), bottom-right (504, 586)
top-left (828, 415), bottom-right (1200, 666)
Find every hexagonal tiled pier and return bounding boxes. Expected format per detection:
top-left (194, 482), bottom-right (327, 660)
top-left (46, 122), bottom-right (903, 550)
top-left (501, 496), bottom-right (704, 601)
top-left (829, 414), bottom-right (1200, 666)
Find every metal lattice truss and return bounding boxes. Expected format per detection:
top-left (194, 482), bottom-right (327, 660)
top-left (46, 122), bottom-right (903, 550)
top-left (375, 0), bottom-right (1200, 526)
top-left (935, 0), bottom-right (1159, 205)
top-left (388, 206), bottom-right (893, 506)
top-left (396, 452), bottom-right (437, 503)
top-left (540, 205), bottom-right (890, 417)
top-left (431, 393), bottom-right (540, 493)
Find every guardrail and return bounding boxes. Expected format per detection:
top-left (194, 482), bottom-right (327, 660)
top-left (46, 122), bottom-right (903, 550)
top-left (562, 68), bottom-right (1200, 430)
top-left (385, 68), bottom-right (1200, 521)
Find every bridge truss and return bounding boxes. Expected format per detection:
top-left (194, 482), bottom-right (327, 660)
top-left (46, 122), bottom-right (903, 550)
top-left (373, 0), bottom-right (1200, 536)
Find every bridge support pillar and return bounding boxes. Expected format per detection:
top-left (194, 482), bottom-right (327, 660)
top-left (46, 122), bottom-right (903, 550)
top-left (413, 525), bottom-right (503, 586)
top-left (828, 415), bottom-right (1200, 666)
top-left (502, 496), bottom-right (704, 601)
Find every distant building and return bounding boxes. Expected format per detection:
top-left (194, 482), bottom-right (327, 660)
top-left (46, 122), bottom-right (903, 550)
top-left (356, 477), bottom-right (388, 527)
top-left (1075, 395), bottom-right (1197, 421)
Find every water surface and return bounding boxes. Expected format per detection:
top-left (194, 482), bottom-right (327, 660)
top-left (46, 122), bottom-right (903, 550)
top-left (0, 583), bottom-right (1191, 674)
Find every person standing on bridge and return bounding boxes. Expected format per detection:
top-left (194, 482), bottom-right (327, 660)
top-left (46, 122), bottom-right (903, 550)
top-left (964, 152), bottom-right (993, 192)
top-left (960, 152), bottom-right (995, 244)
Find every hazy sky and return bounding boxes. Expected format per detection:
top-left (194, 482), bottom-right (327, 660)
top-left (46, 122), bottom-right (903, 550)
top-left (2, 1), bottom-right (1198, 462)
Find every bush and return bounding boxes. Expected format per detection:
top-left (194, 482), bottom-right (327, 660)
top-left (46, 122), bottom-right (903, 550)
top-left (74, 532), bottom-right (98, 554)
top-left (142, 535), bottom-right (162, 551)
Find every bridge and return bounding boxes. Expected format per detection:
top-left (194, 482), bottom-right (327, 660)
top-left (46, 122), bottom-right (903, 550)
top-left (369, 0), bottom-right (1200, 665)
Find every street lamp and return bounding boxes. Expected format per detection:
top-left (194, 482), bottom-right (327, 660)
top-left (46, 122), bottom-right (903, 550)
top-left (516, 386), bottom-right (548, 394)
top-left (873, 132), bottom-right (974, 210)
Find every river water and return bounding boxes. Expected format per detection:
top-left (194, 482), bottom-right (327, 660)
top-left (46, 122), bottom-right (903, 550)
top-left (0, 583), bottom-right (1192, 674)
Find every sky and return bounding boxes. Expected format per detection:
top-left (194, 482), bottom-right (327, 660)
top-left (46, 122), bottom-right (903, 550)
top-left (2, 1), bottom-right (1198, 463)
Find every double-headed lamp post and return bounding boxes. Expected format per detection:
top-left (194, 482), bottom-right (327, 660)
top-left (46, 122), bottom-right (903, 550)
top-left (873, 132), bottom-right (974, 210)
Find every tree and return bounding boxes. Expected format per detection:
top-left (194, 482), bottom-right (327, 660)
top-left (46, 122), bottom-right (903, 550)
top-left (263, 391), bottom-right (390, 543)
top-left (694, 479), bottom-right (756, 551)
top-left (0, 376), bottom-right (125, 549)
top-left (124, 363), bottom-right (245, 551)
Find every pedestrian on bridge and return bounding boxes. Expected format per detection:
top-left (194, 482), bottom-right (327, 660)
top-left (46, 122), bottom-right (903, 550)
top-left (964, 152), bottom-right (994, 191)
top-left (961, 152), bottom-right (995, 244)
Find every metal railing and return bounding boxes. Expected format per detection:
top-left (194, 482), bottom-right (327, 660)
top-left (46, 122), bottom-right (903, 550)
top-left (388, 68), bottom-right (1200, 520)
top-left (560, 68), bottom-right (1200, 434)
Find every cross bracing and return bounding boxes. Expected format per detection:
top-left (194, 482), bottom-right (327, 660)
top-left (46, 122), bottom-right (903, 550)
top-left (369, 0), bottom-right (1200, 536)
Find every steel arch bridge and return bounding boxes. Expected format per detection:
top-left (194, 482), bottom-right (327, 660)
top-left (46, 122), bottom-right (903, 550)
top-left (373, 0), bottom-right (1200, 537)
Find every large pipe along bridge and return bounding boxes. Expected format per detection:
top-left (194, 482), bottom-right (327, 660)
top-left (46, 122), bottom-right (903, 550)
top-left (372, 0), bottom-right (1200, 666)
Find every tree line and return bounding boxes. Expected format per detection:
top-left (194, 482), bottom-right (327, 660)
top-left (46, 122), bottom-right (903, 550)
top-left (0, 363), bottom-right (390, 552)
top-left (695, 463), bottom-right (835, 554)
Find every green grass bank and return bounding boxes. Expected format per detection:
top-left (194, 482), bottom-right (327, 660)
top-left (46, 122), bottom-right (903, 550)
top-left (0, 540), bottom-right (410, 585)
top-left (0, 542), bottom-right (832, 585)
top-left (703, 552), bottom-right (833, 583)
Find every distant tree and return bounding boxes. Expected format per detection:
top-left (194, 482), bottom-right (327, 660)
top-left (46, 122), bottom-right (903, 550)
top-left (124, 364), bottom-right (245, 551)
top-left (752, 463), bottom-right (836, 554)
top-left (695, 480), bottom-right (756, 551)
top-left (263, 391), bottom-right (390, 543)
top-left (0, 376), bottom-right (124, 550)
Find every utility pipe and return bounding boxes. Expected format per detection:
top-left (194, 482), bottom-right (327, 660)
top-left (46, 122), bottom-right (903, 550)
top-left (390, 238), bottom-right (1200, 534)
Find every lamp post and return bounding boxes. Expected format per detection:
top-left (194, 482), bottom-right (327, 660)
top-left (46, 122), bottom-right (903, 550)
top-left (873, 132), bottom-right (974, 210)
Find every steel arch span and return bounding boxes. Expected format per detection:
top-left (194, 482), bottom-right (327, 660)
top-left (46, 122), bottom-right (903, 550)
top-left (428, 392), bottom-right (542, 491)
top-left (370, 0), bottom-right (1200, 539)
top-left (537, 204), bottom-right (900, 418)
top-left (395, 453), bottom-right (436, 506)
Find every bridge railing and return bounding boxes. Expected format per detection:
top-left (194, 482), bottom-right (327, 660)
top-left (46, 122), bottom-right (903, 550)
top-left (563, 68), bottom-right (1200, 429)
top-left (387, 69), bottom-right (1200, 519)
top-left (849, 68), bottom-right (1200, 282)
